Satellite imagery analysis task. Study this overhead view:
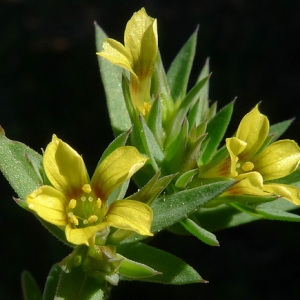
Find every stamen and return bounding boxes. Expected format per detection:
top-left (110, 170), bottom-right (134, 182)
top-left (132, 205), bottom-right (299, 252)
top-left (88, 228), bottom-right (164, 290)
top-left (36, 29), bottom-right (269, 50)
top-left (68, 212), bottom-right (79, 226)
top-left (97, 198), bottom-right (101, 209)
top-left (242, 161), bottom-right (254, 172)
top-left (69, 199), bottom-right (77, 209)
top-left (88, 196), bottom-right (93, 202)
top-left (88, 215), bottom-right (98, 223)
top-left (81, 196), bottom-right (86, 201)
top-left (83, 219), bottom-right (88, 224)
top-left (82, 184), bottom-right (92, 194)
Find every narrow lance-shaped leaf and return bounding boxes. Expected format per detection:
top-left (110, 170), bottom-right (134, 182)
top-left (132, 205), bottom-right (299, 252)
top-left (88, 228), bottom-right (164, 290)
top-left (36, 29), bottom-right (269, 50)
top-left (95, 22), bottom-right (131, 136)
top-left (201, 101), bottom-right (234, 164)
top-left (167, 27), bottom-right (198, 102)
top-left (117, 242), bottom-right (206, 284)
top-left (21, 271), bottom-right (42, 300)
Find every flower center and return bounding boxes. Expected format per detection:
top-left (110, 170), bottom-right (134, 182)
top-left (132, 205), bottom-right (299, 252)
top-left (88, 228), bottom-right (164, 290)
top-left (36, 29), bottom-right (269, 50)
top-left (67, 184), bottom-right (106, 228)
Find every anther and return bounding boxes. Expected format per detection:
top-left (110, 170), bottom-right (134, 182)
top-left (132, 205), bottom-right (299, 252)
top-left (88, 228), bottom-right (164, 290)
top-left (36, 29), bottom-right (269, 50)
top-left (82, 184), bottom-right (92, 194)
top-left (68, 212), bottom-right (79, 226)
top-left (81, 196), bottom-right (86, 201)
top-left (242, 161), bottom-right (254, 172)
top-left (88, 215), bottom-right (98, 223)
top-left (88, 196), bottom-right (93, 202)
top-left (97, 198), bottom-right (101, 209)
top-left (69, 199), bottom-right (77, 209)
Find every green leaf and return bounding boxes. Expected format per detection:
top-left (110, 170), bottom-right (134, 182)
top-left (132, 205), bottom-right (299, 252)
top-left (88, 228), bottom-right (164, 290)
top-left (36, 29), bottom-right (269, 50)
top-left (201, 101), bottom-right (234, 164)
top-left (21, 271), bottom-right (42, 300)
top-left (43, 264), bottom-right (62, 300)
top-left (117, 254), bottom-right (161, 279)
top-left (167, 27), bottom-right (198, 102)
top-left (151, 179), bottom-right (235, 233)
top-left (55, 266), bottom-right (105, 300)
top-left (175, 169), bottom-right (198, 189)
top-left (95, 22), bottom-right (131, 136)
top-left (0, 127), bottom-right (43, 201)
top-left (196, 198), bottom-right (300, 232)
top-left (180, 218), bottom-right (219, 246)
top-left (231, 201), bottom-right (300, 222)
top-left (117, 242), bottom-right (206, 284)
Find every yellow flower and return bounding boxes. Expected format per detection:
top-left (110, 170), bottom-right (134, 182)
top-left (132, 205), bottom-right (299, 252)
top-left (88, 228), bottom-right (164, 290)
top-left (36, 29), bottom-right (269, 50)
top-left (200, 105), bottom-right (300, 204)
top-left (26, 135), bottom-right (153, 246)
top-left (97, 7), bottom-right (158, 115)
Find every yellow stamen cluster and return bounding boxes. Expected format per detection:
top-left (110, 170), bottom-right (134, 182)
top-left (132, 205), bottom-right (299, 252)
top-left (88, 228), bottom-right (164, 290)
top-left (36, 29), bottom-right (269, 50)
top-left (67, 184), bottom-right (105, 229)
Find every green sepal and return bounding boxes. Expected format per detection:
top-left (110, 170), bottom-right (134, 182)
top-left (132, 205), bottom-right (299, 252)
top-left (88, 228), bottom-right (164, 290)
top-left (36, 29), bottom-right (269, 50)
top-left (180, 218), bottom-right (219, 246)
top-left (95, 22), bottom-right (131, 136)
top-left (151, 51), bottom-right (174, 123)
top-left (129, 171), bottom-right (176, 205)
top-left (42, 264), bottom-right (62, 300)
top-left (0, 127), bottom-right (43, 201)
top-left (175, 169), bottom-right (198, 189)
top-left (21, 270), bottom-right (42, 300)
top-left (167, 27), bottom-right (198, 102)
top-left (201, 101), bottom-right (234, 164)
top-left (268, 118), bottom-right (295, 143)
top-left (117, 242), bottom-right (206, 284)
top-left (117, 254), bottom-right (161, 279)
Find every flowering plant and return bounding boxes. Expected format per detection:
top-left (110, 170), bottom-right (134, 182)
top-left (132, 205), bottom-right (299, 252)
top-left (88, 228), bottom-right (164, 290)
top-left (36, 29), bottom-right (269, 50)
top-left (1, 7), bottom-right (300, 300)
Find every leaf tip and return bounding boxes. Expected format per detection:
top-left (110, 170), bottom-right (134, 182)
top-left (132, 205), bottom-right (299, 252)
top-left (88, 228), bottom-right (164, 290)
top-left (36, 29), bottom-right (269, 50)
top-left (0, 125), bottom-right (5, 136)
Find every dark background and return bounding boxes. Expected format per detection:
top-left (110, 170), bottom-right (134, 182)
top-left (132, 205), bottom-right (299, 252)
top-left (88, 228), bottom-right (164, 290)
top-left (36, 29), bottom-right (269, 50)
top-left (1, 0), bottom-right (300, 299)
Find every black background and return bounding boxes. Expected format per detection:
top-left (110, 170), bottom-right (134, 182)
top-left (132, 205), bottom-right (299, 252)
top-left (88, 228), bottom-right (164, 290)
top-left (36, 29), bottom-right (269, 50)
top-left (1, 0), bottom-right (300, 299)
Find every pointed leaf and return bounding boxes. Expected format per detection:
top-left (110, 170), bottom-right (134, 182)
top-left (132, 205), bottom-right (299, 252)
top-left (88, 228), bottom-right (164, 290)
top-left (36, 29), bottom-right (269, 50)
top-left (0, 127), bottom-right (43, 200)
top-left (167, 28), bottom-right (198, 101)
top-left (117, 242), bottom-right (206, 284)
top-left (21, 271), bottom-right (42, 300)
top-left (180, 218), bottom-right (219, 246)
top-left (151, 179), bottom-right (235, 233)
top-left (95, 22), bottom-right (131, 136)
top-left (269, 118), bottom-right (294, 143)
top-left (43, 264), bottom-right (62, 300)
top-left (55, 266), bottom-right (104, 300)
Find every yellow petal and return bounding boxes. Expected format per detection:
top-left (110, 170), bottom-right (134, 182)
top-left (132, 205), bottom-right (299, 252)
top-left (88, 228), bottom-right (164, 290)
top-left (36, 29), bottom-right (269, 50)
top-left (44, 135), bottom-right (89, 197)
top-left (97, 39), bottom-right (136, 77)
top-left (65, 223), bottom-right (108, 246)
top-left (124, 8), bottom-right (157, 70)
top-left (26, 186), bottom-right (68, 226)
top-left (263, 183), bottom-right (300, 205)
top-left (106, 200), bottom-right (153, 236)
top-left (91, 146), bottom-right (148, 200)
top-left (253, 140), bottom-right (300, 180)
top-left (226, 137), bottom-right (247, 176)
top-left (236, 105), bottom-right (269, 158)
top-left (226, 172), bottom-right (268, 196)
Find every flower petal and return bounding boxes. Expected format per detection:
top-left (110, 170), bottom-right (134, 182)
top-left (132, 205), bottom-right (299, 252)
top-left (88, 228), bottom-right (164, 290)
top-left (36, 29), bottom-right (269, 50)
top-left (91, 146), bottom-right (148, 200)
top-left (124, 8), bottom-right (157, 70)
top-left (26, 186), bottom-right (68, 226)
top-left (253, 140), bottom-right (300, 180)
top-left (264, 183), bottom-right (300, 205)
top-left (226, 137), bottom-right (247, 176)
top-left (97, 39), bottom-right (136, 76)
top-left (106, 200), bottom-right (153, 236)
top-left (44, 135), bottom-right (89, 197)
top-left (236, 105), bottom-right (269, 158)
top-left (225, 172), bottom-right (268, 196)
top-left (65, 223), bottom-right (108, 246)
